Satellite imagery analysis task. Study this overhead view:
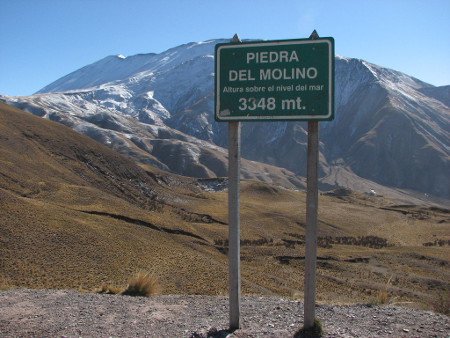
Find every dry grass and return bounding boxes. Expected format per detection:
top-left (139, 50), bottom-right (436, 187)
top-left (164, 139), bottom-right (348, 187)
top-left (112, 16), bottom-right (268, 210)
top-left (0, 276), bottom-right (14, 291)
top-left (121, 272), bottom-right (160, 297)
top-left (0, 102), bottom-right (449, 311)
top-left (432, 291), bottom-right (450, 315)
top-left (370, 276), bottom-right (394, 305)
top-left (291, 290), bottom-right (303, 300)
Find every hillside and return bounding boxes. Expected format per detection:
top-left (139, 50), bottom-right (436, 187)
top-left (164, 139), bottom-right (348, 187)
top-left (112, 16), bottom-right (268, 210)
top-left (1, 102), bottom-right (449, 311)
top-left (0, 101), bottom-right (230, 293)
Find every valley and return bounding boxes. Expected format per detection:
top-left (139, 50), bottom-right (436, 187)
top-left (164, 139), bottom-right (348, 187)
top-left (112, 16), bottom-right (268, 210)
top-left (1, 102), bottom-right (448, 313)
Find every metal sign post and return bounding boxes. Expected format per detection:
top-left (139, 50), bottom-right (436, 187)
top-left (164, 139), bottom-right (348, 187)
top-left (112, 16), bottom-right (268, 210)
top-left (304, 29), bottom-right (320, 329)
top-left (304, 118), bottom-right (319, 329)
top-left (228, 34), bottom-right (242, 331)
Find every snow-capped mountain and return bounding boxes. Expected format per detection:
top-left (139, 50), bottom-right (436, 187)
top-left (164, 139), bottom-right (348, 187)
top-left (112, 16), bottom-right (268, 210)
top-left (2, 39), bottom-right (449, 199)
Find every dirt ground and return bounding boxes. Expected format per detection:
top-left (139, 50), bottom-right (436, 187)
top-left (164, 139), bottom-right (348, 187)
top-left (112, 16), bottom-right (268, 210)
top-left (0, 289), bottom-right (448, 337)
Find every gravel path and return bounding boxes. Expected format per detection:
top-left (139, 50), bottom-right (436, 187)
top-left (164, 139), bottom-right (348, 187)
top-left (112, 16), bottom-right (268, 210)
top-left (0, 289), bottom-right (448, 337)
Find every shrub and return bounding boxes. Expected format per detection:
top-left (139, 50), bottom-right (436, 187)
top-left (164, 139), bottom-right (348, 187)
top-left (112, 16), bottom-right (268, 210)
top-left (423, 239), bottom-right (450, 247)
top-left (121, 272), bottom-right (160, 297)
top-left (214, 237), bottom-right (273, 247)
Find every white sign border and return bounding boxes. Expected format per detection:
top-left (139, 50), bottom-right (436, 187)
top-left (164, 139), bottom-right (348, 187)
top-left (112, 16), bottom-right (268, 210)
top-left (215, 38), bottom-right (334, 121)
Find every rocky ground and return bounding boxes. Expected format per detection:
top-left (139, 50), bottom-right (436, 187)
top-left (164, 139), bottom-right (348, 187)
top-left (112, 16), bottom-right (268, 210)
top-left (0, 289), bottom-right (448, 337)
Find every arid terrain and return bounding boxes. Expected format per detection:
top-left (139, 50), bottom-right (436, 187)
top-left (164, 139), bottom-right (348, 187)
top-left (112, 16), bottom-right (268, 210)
top-left (1, 102), bottom-right (449, 315)
top-left (1, 289), bottom-right (449, 337)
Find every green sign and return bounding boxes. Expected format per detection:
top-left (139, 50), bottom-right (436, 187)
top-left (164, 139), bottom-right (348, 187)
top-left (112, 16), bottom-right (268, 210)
top-left (215, 38), bottom-right (334, 121)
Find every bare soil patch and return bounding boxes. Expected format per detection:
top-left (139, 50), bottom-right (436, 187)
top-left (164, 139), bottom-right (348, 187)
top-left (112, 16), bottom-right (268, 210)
top-left (0, 289), bottom-right (448, 337)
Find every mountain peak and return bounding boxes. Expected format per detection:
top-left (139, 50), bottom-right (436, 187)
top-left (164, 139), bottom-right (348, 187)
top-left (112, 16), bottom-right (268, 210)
top-left (4, 39), bottom-right (448, 200)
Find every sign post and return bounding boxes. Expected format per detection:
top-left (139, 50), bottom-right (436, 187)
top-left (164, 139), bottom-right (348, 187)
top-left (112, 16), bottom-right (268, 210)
top-left (228, 34), bottom-right (242, 331)
top-left (304, 29), bottom-right (321, 330)
top-left (215, 31), bottom-right (334, 331)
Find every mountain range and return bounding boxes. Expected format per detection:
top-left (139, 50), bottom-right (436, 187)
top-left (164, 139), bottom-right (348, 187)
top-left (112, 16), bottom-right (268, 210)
top-left (1, 39), bottom-right (449, 199)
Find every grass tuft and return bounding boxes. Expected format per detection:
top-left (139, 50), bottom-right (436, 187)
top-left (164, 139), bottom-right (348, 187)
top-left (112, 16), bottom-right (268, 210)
top-left (294, 319), bottom-right (323, 338)
top-left (0, 276), bottom-right (14, 291)
top-left (120, 272), bottom-right (160, 297)
top-left (291, 290), bottom-right (302, 300)
top-left (432, 291), bottom-right (450, 315)
top-left (376, 288), bottom-right (390, 305)
top-left (370, 276), bottom-right (396, 305)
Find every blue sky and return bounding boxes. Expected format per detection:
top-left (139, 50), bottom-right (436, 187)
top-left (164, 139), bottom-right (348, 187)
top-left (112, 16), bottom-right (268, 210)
top-left (1, 0), bottom-right (449, 96)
